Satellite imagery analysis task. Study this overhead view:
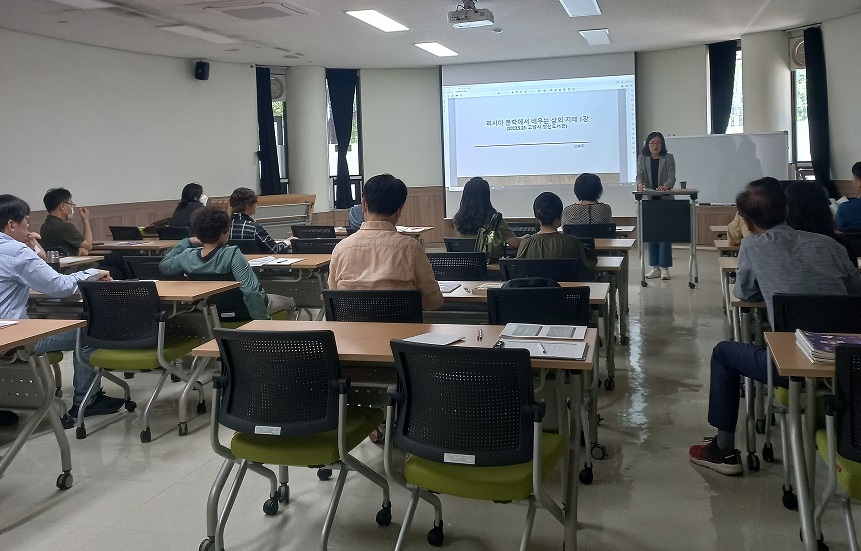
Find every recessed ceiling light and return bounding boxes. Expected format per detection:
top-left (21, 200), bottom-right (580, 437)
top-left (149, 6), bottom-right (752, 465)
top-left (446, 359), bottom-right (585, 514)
top-left (558, 0), bottom-right (601, 17)
top-left (159, 25), bottom-right (242, 44)
top-left (579, 28), bottom-right (611, 45)
top-left (414, 42), bottom-right (458, 58)
top-left (345, 10), bottom-right (408, 32)
top-left (50, 0), bottom-right (115, 8)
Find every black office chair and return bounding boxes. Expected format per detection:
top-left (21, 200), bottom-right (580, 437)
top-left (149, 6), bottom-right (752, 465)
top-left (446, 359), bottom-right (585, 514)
top-left (290, 238), bottom-right (340, 254)
top-left (109, 226), bottom-right (143, 240)
top-left (427, 252), bottom-right (488, 281)
top-left (228, 239), bottom-right (264, 254)
top-left (444, 237), bottom-right (476, 253)
top-left (291, 225), bottom-right (336, 238)
top-left (498, 258), bottom-right (581, 282)
top-left (507, 222), bottom-right (540, 237)
top-left (563, 223), bottom-right (617, 239)
top-left (345, 227), bottom-right (359, 235)
top-left (322, 290), bottom-right (423, 323)
top-left (124, 255), bottom-right (184, 281)
top-left (487, 286), bottom-right (591, 325)
top-left (156, 226), bottom-right (191, 240)
top-left (839, 232), bottom-right (861, 260)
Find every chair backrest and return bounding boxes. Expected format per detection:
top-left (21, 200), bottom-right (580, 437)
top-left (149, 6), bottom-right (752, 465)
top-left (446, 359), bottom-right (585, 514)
top-left (487, 287), bottom-right (591, 325)
top-left (213, 328), bottom-right (341, 436)
top-left (389, 340), bottom-right (536, 467)
top-left (109, 226), bottom-right (143, 240)
top-left (444, 237), bottom-right (477, 253)
top-left (187, 272), bottom-right (252, 322)
top-left (322, 289), bottom-right (423, 323)
top-left (507, 222), bottom-right (540, 237)
top-left (291, 225), bottom-right (336, 238)
top-left (498, 258), bottom-right (581, 282)
top-left (563, 223), bottom-right (617, 239)
top-left (156, 226), bottom-right (191, 240)
top-left (840, 232), bottom-right (861, 259)
top-left (228, 238), bottom-right (264, 254)
top-left (124, 255), bottom-right (184, 281)
top-left (290, 238), bottom-right (340, 254)
top-left (834, 345), bottom-right (861, 463)
top-left (426, 252), bottom-right (488, 281)
top-left (771, 294), bottom-right (861, 332)
top-left (501, 278), bottom-right (560, 289)
top-left (78, 281), bottom-right (161, 349)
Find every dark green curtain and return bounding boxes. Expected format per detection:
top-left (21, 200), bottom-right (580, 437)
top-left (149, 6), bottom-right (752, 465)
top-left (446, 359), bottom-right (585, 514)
top-left (256, 67), bottom-right (280, 196)
top-left (326, 69), bottom-right (359, 209)
top-left (708, 41), bottom-right (737, 134)
top-left (804, 27), bottom-right (838, 199)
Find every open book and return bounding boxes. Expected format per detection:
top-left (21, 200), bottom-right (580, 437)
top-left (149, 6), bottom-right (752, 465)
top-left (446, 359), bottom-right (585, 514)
top-left (500, 323), bottom-right (587, 340)
top-left (498, 339), bottom-right (588, 360)
top-left (0, 320), bottom-right (18, 330)
top-left (470, 282), bottom-right (503, 296)
top-left (795, 330), bottom-right (861, 363)
top-left (247, 257), bottom-right (303, 267)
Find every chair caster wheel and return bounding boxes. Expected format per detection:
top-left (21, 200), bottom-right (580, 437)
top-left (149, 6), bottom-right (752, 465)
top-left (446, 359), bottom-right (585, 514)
top-left (579, 465), bottom-right (593, 485)
top-left (199, 538), bottom-right (214, 551)
top-left (76, 425), bottom-right (87, 439)
top-left (591, 443), bottom-right (608, 460)
top-left (196, 401), bottom-right (207, 414)
top-left (178, 422), bottom-right (188, 437)
top-left (427, 522), bottom-right (444, 547)
top-left (125, 400), bottom-right (137, 412)
top-left (604, 377), bottom-right (615, 391)
top-left (55, 388), bottom-right (63, 398)
top-left (317, 468), bottom-right (332, 480)
top-left (755, 419), bottom-right (766, 434)
top-left (278, 484), bottom-right (290, 503)
top-left (124, 372), bottom-right (135, 379)
top-left (641, 281), bottom-right (647, 287)
top-left (263, 497), bottom-right (279, 516)
top-left (762, 443), bottom-right (775, 462)
top-left (783, 488), bottom-right (798, 510)
top-left (376, 502), bottom-right (392, 526)
top-left (140, 428), bottom-right (151, 443)
top-left (798, 530), bottom-right (829, 551)
top-left (620, 336), bottom-right (629, 345)
top-left (56, 471), bottom-right (73, 490)
top-left (688, 282), bottom-right (696, 289)
top-left (61, 414), bottom-right (75, 429)
top-left (747, 453), bottom-right (760, 472)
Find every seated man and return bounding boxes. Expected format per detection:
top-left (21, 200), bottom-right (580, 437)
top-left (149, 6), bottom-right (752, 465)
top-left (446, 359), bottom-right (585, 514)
top-left (689, 179), bottom-right (861, 475)
top-left (517, 191), bottom-right (598, 280)
top-left (160, 206), bottom-right (295, 318)
top-left (836, 161), bottom-right (861, 232)
top-left (0, 194), bottom-right (121, 424)
top-left (329, 173), bottom-right (443, 311)
top-left (228, 188), bottom-right (290, 254)
top-left (39, 187), bottom-right (93, 257)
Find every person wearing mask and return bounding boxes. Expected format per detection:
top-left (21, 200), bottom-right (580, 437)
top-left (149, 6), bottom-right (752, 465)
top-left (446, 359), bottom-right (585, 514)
top-left (636, 132), bottom-right (676, 280)
top-left (39, 187), bottom-right (93, 257)
top-left (169, 182), bottom-right (206, 230)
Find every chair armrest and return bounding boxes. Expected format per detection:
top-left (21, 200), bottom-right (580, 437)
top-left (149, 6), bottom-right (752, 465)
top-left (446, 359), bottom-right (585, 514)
top-left (822, 393), bottom-right (836, 416)
top-left (334, 377), bottom-right (350, 394)
top-left (530, 401), bottom-right (546, 423)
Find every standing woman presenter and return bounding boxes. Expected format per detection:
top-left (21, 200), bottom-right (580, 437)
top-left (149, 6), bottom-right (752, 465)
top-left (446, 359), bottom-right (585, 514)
top-left (636, 132), bottom-right (676, 280)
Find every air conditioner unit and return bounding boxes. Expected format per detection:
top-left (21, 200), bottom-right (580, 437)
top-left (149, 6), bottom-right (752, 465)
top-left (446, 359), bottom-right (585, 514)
top-left (270, 74), bottom-right (286, 101)
top-left (789, 37), bottom-right (805, 70)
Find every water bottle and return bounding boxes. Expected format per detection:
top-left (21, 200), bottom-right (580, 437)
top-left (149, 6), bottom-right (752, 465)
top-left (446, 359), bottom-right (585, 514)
top-left (46, 250), bottom-right (61, 272)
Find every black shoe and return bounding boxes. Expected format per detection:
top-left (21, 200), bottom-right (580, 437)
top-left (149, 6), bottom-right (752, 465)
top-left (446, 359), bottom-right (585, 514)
top-left (0, 410), bottom-right (19, 427)
top-left (69, 390), bottom-right (125, 418)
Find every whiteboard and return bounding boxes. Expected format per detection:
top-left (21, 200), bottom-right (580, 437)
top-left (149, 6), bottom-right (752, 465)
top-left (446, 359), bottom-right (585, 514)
top-left (665, 132), bottom-right (790, 205)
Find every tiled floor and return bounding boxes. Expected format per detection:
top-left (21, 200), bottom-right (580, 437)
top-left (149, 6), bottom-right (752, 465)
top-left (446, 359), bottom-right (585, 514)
top-left (1, 249), bottom-right (856, 550)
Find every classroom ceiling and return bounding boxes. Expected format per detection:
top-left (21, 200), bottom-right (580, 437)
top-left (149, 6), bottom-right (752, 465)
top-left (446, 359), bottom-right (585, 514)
top-left (1, 0), bottom-right (860, 68)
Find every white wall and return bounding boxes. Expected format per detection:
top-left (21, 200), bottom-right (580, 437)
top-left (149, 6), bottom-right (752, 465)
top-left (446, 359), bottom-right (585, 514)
top-left (284, 65), bottom-right (329, 206)
top-left (359, 68), bottom-right (443, 188)
top-left (741, 31), bottom-right (791, 134)
top-left (0, 28), bottom-right (258, 209)
top-left (823, 11), bottom-right (861, 179)
top-left (635, 46), bottom-right (709, 140)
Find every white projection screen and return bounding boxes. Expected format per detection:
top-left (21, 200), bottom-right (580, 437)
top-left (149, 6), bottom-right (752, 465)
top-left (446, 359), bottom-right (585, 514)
top-left (442, 53), bottom-right (637, 218)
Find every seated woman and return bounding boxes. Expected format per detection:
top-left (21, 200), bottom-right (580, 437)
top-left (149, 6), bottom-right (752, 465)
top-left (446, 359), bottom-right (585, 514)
top-left (452, 177), bottom-right (520, 260)
top-left (160, 206), bottom-right (295, 318)
top-left (786, 180), bottom-right (857, 263)
top-left (562, 173), bottom-right (612, 225)
top-left (517, 191), bottom-right (598, 279)
top-left (228, 187), bottom-right (290, 253)
top-left (169, 183), bottom-right (206, 230)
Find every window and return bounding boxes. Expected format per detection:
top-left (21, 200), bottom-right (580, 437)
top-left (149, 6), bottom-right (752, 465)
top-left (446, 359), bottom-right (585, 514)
top-left (272, 101), bottom-right (287, 179)
top-left (725, 49), bottom-right (743, 134)
top-left (793, 68), bottom-right (811, 162)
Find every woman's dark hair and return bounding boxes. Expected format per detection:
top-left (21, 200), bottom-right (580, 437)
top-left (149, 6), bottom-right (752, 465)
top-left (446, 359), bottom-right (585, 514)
top-left (190, 206), bottom-right (231, 244)
top-left (736, 177), bottom-right (786, 230)
top-left (363, 173), bottom-right (408, 216)
top-left (574, 173), bottom-right (603, 201)
top-left (785, 181), bottom-right (835, 236)
top-left (533, 192), bottom-right (563, 226)
top-left (229, 187), bottom-right (258, 213)
top-left (452, 177), bottom-right (496, 235)
top-left (0, 194), bottom-right (31, 228)
top-left (178, 183), bottom-right (203, 209)
top-left (641, 132), bottom-right (668, 157)
top-left (852, 161), bottom-right (861, 179)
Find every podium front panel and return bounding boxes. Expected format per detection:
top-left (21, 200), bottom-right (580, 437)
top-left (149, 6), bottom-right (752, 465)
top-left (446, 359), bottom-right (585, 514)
top-left (641, 199), bottom-right (692, 243)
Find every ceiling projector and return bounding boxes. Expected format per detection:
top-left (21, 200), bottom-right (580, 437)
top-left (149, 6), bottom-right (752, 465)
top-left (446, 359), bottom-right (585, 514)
top-left (448, 2), bottom-right (494, 28)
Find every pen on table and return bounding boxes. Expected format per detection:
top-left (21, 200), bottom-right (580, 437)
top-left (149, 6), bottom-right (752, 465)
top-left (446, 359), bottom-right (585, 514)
top-left (477, 329), bottom-right (483, 341)
top-left (538, 342), bottom-right (547, 354)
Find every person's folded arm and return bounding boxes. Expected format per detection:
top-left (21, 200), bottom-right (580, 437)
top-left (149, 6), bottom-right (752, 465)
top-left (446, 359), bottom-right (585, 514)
top-left (733, 245), bottom-right (762, 302)
top-left (414, 247), bottom-right (443, 310)
top-left (159, 238), bottom-right (192, 275)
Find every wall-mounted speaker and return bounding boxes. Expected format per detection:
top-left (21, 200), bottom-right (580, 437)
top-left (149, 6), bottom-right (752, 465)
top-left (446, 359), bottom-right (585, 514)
top-left (194, 61), bottom-right (210, 81)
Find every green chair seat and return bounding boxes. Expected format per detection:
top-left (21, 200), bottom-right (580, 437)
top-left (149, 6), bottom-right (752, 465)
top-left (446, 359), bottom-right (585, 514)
top-left (231, 407), bottom-right (383, 466)
top-left (816, 429), bottom-right (861, 500)
top-left (89, 336), bottom-right (202, 371)
top-left (46, 351), bottom-right (63, 364)
top-left (404, 432), bottom-right (565, 502)
top-left (775, 387), bottom-right (789, 407)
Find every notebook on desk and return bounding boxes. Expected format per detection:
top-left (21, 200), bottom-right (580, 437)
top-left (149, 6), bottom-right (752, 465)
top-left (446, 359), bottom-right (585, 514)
top-left (498, 339), bottom-right (588, 360)
top-left (438, 282), bottom-right (461, 293)
top-left (500, 323), bottom-right (587, 340)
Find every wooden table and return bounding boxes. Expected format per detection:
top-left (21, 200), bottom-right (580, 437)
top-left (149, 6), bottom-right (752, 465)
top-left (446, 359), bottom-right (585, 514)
top-left (192, 319), bottom-right (594, 551)
top-left (244, 253), bottom-right (331, 270)
top-left (714, 239), bottom-right (739, 256)
top-left (335, 226), bottom-right (434, 239)
top-left (710, 225), bottom-right (728, 238)
top-left (92, 240), bottom-right (179, 252)
top-left (718, 256), bottom-right (739, 327)
top-left (245, 254), bottom-right (332, 320)
top-left (59, 256), bottom-right (104, 269)
top-left (0, 319), bottom-right (86, 487)
top-left (615, 225), bottom-right (635, 236)
top-left (154, 280), bottom-right (239, 302)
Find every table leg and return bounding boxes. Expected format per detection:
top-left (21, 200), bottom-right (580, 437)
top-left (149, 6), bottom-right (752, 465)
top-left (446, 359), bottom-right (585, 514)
top-left (618, 253), bottom-right (629, 344)
top-left (563, 370), bottom-right (582, 551)
top-left (788, 376), bottom-right (817, 551)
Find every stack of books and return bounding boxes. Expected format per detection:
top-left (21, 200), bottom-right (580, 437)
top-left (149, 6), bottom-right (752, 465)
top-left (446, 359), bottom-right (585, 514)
top-left (794, 329), bottom-right (861, 363)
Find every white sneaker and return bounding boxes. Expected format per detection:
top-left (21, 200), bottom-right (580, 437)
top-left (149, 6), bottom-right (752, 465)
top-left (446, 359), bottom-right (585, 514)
top-left (661, 268), bottom-right (671, 280)
top-left (645, 267), bottom-right (661, 279)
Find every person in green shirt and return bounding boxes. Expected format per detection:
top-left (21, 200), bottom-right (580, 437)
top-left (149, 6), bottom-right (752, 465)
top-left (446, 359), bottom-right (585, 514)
top-left (517, 191), bottom-right (598, 279)
top-left (39, 187), bottom-right (93, 257)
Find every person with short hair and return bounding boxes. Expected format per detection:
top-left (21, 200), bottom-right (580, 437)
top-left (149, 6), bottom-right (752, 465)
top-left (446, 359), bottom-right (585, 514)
top-left (329, 173), bottom-right (443, 310)
top-left (836, 161), bottom-right (861, 232)
top-left (169, 182), bottom-right (206, 230)
top-left (689, 178), bottom-right (861, 476)
top-left (517, 192), bottom-right (597, 279)
top-left (0, 194), bottom-right (121, 423)
top-left (159, 207), bottom-right (295, 319)
top-left (39, 187), bottom-right (93, 256)
top-left (229, 187), bottom-right (290, 254)
top-left (452, 177), bottom-right (520, 259)
top-left (636, 132), bottom-right (676, 280)
top-left (562, 173), bottom-right (612, 225)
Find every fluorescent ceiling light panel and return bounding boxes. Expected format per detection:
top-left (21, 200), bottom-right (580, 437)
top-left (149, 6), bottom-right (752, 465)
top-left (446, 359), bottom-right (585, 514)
top-left (345, 10), bottom-right (408, 32)
top-left (579, 28), bottom-right (611, 45)
top-left (558, 0), bottom-right (601, 17)
top-left (50, 0), bottom-right (115, 8)
top-left (159, 25), bottom-right (242, 44)
top-left (414, 42), bottom-right (458, 58)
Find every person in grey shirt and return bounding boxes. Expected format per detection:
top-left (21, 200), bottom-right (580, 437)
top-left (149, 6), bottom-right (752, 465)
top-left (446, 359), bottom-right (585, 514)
top-left (689, 179), bottom-right (861, 476)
